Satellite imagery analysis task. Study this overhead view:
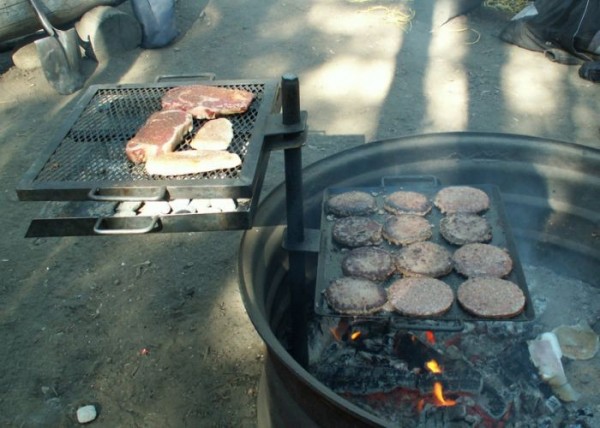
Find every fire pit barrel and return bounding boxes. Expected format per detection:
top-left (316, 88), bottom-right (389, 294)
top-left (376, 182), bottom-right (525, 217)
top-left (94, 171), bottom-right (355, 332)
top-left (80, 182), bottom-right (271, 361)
top-left (239, 132), bottom-right (600, 427)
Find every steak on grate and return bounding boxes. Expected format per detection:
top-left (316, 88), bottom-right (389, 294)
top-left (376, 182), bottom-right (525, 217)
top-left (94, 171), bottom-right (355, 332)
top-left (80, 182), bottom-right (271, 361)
top-left (190, 118), bottom-right (234, 151)
top-left (125, 110), bottom-right (193, 164)
top-left (144, 150), bottom-right (242, 176)
top-left (161, 85), bottom-right (254, 119)
top-left (457, 277), bottom-right (525, 318)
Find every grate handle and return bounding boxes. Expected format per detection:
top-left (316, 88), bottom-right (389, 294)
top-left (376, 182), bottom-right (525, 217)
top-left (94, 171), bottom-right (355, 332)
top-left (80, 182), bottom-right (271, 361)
top-left (93, 216), bottom-right (160, 235)
top-left (154, 73), bottom-right (216, 83)
top-left (87, 187), bottom-right (167, 202)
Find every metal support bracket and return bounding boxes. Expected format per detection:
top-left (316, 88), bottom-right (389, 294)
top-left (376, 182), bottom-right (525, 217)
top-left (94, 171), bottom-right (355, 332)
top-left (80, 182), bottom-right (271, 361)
top-left (282, 228), bottom-right (321, 253)
top-left (263, 111), bottom-right (308, 151)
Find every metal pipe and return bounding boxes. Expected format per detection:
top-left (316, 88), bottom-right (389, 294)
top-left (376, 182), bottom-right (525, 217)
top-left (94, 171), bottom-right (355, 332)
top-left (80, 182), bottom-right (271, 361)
top-left (281, 74), bottom-right (308, 366)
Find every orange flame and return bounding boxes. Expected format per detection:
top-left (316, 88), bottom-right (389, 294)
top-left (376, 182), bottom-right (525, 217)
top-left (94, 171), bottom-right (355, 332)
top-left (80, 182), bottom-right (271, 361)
top-left (425, 359), bottom-right (442, 374)
top-left (433, 381), bottom-right (456, 407)
top-left (350, 331), bottom-right (361, 341)
top-left (425, 330), bottom-right (436, 344)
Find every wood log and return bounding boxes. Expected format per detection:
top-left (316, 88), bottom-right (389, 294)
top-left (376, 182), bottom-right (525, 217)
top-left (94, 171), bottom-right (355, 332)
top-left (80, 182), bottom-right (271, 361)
top-left (0, 0), bottom-right (126, 42)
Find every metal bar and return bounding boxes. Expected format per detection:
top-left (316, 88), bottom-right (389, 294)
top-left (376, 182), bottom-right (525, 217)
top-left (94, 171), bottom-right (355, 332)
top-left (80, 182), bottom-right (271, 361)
top-left (281, 74), bottom-right (308, 367)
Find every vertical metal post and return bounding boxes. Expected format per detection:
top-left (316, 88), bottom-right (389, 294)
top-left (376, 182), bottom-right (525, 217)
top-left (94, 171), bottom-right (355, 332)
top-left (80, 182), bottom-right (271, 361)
top-left (281, 74), bottom-right (308, 366)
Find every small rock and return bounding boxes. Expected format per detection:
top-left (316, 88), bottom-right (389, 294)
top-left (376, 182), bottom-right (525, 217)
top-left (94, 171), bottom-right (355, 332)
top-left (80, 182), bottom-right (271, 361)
top-left (76, 404), bottom-right (97, 424)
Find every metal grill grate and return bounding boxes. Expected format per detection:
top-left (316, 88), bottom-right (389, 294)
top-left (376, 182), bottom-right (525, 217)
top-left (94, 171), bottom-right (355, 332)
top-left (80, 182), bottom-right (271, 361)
top-left (35, 83), bottom-right (265, 183)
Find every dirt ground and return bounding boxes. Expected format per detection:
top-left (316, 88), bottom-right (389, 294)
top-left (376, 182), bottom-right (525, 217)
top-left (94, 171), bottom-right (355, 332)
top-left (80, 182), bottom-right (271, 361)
top-left (0, 1), bottom-right (598, 427)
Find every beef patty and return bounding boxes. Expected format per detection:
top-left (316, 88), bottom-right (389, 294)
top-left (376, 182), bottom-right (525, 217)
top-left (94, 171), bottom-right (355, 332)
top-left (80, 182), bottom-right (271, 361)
top-left (383, 191), bottom-right (431, 216)
top-left (440, 213), bottom-right (492, 245)
top-left (382, 215), bottom-right (432, 246)
top-left (387, 277), bottom-right (454, 317)
top-left (457, 277), bottom-right (525, 318)
top-left (434, 186), bottom-right (490, 214)
top-left (324, 277), bottom-right (388, 315)
top-left (395, 241), bottom-right (453, 278)
top-left (332, 216), bottom-right (383, 248)
top-left (326, 191), bottom-right (377, 217)
top-left (452, 243), bottom-right (513, 278)
top-left (341, 247), bottom-right (396, 282)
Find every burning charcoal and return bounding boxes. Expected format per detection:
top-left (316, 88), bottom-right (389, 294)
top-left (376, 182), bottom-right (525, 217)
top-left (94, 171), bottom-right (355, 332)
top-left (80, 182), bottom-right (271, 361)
top-left (393, 332), bottom-right (442, 371)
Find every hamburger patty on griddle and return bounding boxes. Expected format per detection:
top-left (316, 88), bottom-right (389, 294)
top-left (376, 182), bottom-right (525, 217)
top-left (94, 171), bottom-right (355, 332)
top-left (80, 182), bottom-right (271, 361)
top-left (382, 215), bottom-right (432, 246)
top-left (324, 277), bottom-right (387, 315)
top-left (440, 213), bottom-right (492, 245)
top-left (326, 191), bottom-right (377, 217)
top-left (332, 216), bottom-right (383, 248)
top-left (434, 186), bottom-right (490, 214)
top-left (457, 277), bottom-right (525, 318)
top-left (383, 191), bottom-right (431, 216)
top-left (452, 243), bottom-right (513, 278)
top-left (342, 247), bottom-right (396, 281)
top-left (395, 241), bottom-right (453, 278)
top-left (387, 277), bottom-right (454, 317)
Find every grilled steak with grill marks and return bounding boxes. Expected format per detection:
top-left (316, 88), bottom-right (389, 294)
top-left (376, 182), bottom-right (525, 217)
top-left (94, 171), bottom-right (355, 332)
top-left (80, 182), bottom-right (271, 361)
top-left (162, 85), bottom-right (254, 119)
top-left (125, 110), bottom-right (193, 164)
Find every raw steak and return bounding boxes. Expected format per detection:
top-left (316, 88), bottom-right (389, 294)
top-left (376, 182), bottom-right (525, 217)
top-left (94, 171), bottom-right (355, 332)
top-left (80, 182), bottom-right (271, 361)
top-left (144, 150), bottom-right (242, 176)
top-left (161, 85), bottom-right (254, 119)
top-left (126, 110), bottom-right (193, 164)
top-left (190, 118), bottom-right (234, 151)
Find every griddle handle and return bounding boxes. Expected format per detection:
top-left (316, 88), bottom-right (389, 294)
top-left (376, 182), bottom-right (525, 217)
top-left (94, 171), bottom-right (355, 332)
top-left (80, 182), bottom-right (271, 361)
top-left (93, 216), bottom-right (160, 235)
top-left (87, 187), bottom-right (167, 202)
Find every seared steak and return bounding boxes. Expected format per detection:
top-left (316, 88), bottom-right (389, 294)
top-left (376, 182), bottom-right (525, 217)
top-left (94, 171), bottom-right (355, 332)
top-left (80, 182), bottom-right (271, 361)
top-left (190, 118), bottom-right (234, 151)
top-left (341, 247), bottom-right (396, 282)
top-left (383, 191), bottom-right (431, 216)
top-left (395, 241), bottom-right (453, 278)
top-left (332, 216), bottom-right (383, 248)
top-left (434, 186), bottom-right (490, 214)
top-left (382, 214), bottom-right (432, 246)
top-left (324, 277), bottom-right (387, 315)
top-left (452, 243), bottom-right (513, 278)
top-left (126, 110), bottom-right (193, 164)
top-left (161, 85), bottom-right (254, 119)
top-left (387, 277), bottom-right (454, 317)
top-left (326, 191), bottom-right (377, 217)
top-left (440, 213), bottom-right (492, 245)
top-left (457, 277), bottom-right (525, 318)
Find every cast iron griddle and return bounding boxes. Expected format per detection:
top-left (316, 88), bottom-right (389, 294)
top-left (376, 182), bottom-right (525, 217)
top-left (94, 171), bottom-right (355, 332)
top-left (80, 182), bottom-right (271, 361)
top-left (314, 180), bottom-right (535, 323)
